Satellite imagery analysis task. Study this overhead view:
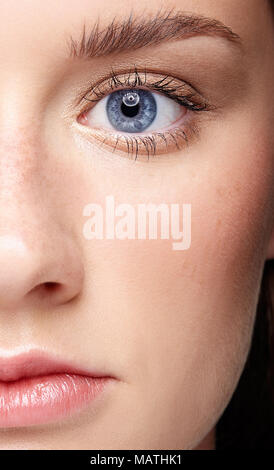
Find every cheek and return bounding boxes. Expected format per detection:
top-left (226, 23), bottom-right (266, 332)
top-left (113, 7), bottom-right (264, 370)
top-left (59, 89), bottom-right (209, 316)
top-left (88, 134), bottom-right (273, 446)
top-left (52, 113), bottom-right (274, 447)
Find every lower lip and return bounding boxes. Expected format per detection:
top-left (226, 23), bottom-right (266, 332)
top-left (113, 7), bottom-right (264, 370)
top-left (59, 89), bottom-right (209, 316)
top-left (0, 374), bottom-right (111, 428)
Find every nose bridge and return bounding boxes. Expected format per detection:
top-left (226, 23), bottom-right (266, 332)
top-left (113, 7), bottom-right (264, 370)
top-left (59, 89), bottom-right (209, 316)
top-left (0, 126), bottom-right (48, 297)
top-left (0, 123), bottom-right (42, 225)
top-left (0, 49), bottom-right (61, 207)
top-left (0, 126), bottom-right (50, 244)
top-left (0, 126), bottom-right (36, 174)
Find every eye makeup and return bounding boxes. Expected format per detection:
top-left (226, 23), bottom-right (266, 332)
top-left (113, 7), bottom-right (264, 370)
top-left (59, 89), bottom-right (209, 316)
top-left (76, 67), bottom-right (212, 160)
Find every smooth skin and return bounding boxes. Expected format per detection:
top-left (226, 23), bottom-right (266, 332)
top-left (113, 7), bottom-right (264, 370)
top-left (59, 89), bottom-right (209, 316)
top-left (0, 0), bottom-right (273, 449)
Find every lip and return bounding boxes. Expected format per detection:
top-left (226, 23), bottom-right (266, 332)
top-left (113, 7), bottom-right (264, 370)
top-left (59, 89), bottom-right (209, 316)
top-left (0, 350), bottom-right (115, 428)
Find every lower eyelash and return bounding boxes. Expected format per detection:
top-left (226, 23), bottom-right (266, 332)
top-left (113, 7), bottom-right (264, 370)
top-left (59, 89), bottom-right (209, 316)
top-left (122, 128), bottom-right (191, 161)
top-left (93, 124), bottom-right (198, 161)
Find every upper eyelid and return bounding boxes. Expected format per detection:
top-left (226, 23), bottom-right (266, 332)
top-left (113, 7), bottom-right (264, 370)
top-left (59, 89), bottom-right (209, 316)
top-left (75, 68), bottom-right (210, 112)
top-left (75, 67), bottom-right (199, 103)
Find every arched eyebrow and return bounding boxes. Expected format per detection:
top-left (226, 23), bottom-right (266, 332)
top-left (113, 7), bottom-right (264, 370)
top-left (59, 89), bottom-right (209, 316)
top-left (68, 9), bottom-right (242, 59)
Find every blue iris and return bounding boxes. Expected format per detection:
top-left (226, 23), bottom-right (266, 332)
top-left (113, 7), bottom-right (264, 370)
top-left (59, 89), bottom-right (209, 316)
top-left (106, 89), bottom-right (157, 133)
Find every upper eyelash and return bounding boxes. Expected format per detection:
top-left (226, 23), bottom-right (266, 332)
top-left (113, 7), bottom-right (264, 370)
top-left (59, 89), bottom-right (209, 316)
top-left (82, 66), bottom-right (210, 112)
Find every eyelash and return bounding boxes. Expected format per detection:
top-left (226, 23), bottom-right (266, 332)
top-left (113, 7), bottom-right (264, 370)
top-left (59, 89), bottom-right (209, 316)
top-left (78, 67), bottom-right (211, 160)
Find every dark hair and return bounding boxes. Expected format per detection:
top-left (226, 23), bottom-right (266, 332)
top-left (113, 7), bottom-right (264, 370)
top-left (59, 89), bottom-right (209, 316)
top-left (216, 260), bottom-right (274, 449)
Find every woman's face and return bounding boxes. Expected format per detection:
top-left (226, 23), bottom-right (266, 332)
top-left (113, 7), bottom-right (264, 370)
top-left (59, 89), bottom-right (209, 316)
top-left (0, 0), bottom-right (273, 450)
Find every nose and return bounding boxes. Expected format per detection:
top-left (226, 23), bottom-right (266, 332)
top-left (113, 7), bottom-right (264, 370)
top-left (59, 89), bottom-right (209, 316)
top-left (0, 234), bottom-right (84, 310)
top-left (0, 129), bottom-right (84, 312)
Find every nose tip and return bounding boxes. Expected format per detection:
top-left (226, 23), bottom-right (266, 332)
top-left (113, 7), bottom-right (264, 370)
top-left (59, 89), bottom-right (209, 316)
top-left (0, 235), bottom-right (84, 310)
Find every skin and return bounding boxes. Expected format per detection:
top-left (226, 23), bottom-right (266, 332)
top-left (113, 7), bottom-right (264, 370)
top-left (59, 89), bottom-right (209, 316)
top-left (0, 0), bottom-right (273, 450)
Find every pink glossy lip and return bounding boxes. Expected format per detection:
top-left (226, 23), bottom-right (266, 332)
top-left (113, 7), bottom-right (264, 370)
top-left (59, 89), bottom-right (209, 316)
top-left (0, 351), bottom-right (114, 428)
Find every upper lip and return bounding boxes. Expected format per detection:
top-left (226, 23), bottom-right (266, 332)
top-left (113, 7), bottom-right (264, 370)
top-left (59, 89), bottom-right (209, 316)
top-left (0, 350), bottom-right (110, 382)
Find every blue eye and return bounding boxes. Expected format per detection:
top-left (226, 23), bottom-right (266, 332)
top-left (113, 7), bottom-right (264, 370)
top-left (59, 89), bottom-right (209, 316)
top-left (106, 89), bottom-right (157, 133)
top-left (78, 71), bottom-right (209, 158)
top-left (82, 84), bottom-right (186, 137)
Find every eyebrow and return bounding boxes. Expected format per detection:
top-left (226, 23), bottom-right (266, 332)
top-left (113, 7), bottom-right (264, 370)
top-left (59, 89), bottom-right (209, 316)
top-left (68, 8), bottom-right (242, 59)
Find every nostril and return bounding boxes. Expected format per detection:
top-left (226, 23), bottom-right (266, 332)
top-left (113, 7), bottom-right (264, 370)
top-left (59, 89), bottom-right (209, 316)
top-left (44, 282), bottom-right (60, 292)
top-left (27, 280), bottom-right (80, 306)
top-left (28, 281), bottom-right (62, 300)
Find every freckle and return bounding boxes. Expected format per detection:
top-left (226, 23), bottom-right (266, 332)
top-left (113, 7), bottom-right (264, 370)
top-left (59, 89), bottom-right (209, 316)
top-left (216, 186), bottom-right (225, 197)
top-left (233, 181), bottom-right (242, 193)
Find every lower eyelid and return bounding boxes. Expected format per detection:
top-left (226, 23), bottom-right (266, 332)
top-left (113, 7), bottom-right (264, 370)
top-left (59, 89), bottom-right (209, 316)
top-left (75, 114), bottom-right (199, 161)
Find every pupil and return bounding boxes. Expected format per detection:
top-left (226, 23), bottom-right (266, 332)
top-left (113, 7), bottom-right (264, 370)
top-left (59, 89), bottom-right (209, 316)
top-left (121, 101), bottom-right (140, 118)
